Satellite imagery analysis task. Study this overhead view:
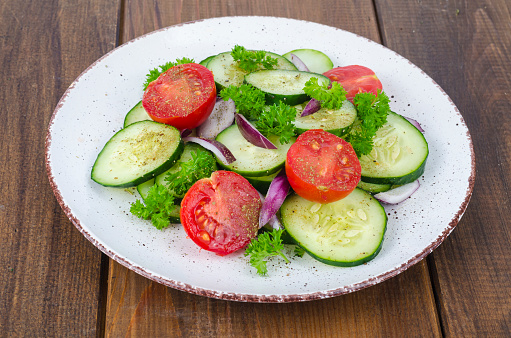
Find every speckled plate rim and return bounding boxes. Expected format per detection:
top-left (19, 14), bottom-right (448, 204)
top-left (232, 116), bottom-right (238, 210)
top-left (45, 16), bottom-right (476, 303)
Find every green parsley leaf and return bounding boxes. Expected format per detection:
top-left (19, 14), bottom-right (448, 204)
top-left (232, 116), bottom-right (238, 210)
top-left (143, 57), bottom-right (195, 90)
top-left (245, 229), bottom-right (290, 276)
top-left (255, 102), bottom-right (297, 144)
top-left (130, 185), bottom-right (178, 230)
top-left (164, 148), bottom-right (217, 197)
top-left (346, 90), bottom-right (390, 156)
top-left (231, 45), bottom-right (279, 73)
top-left (294, 246), bottom-right (306, 257)
top-left (303, 77), bottom-right (347, 110)
top-left (219, 84), bottom-right (266, 120)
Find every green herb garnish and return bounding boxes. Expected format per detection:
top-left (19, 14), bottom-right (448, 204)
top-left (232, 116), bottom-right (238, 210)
top-left (143, 57), bottom-right (195, 89)
top-left (255, 102), bottom-right (297, 144)
top-left (130, 185), bottom-right (178, 230)
top-left (164, 148), bottom-right (217, 197)
top-left (219, 84), bottom-right (266, 120)
top-left (231, 45), bottom-right (279, 73)
top-left (245, 229), bottom-right (290, 276)
top-left (303, 77), bottom-right (347, 110)
top-left (346, 90), bottom-right (390, 156)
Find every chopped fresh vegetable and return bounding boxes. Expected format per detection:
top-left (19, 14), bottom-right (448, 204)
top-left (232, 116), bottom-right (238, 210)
top-left (287, 53), bottom-right (309, 71)
top-left (164, 147), bottom-right (217, 197)
top-left (130, 184), bottom-right (179, 230)
top-left (255, 102), bottom-right (297, 144)
top-left (303, 77), bottom-right (347, 110)
top-left (183, 137), bottom-right (236, 165)
top-left (196, 98), bottom-right (236, 139)
top-left (244, 228), bottom-right (290, 276)
top-left (235, 113), bottom-right (277, 149)
top-left (300, 98), bottom-right (321, 117)
top-left (323, 65), bottom-right (383, 103)
top-left (143, 57), bottom-right (195, 90)
top-left (231, 45), bottom-right (279, 73)
top-left (346, 90), bottom-right (391, 156)
top-left (219, 84), bottom-right (266, 120)
top-left (374, 180), bottom-right (420, 204)
top-left (259, 169), bottom-right (290, 228)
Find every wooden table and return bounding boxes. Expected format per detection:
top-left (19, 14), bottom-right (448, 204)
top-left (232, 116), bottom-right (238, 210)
top-left (1, 0), bottom-right (509, 336)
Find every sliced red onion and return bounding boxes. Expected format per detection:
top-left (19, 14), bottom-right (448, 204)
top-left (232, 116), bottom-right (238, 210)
top-left (259, 170), bottom-right (290, 228)
top-left (180, 128), bottom-right (192, 137)
top-left (374, 180), bottom-right (420, 204)
top-left (268, 215), bottom-right (283, 230)
top-left (288, 53), bottom-right (309, 72)
top-left (196, 98), bottom-right (236, 139)
top-left (403, 116), bottom-right (425, 133)
top-left (301, 98), bottom-right (321, 117)
top-left (182, 136), bottom-right (236, 165)
top-left (235, 113), bottom-right (277, 149)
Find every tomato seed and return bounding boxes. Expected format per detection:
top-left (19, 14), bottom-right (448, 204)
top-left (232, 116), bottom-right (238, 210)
top-left (195, 91), bottom-right (202, 96)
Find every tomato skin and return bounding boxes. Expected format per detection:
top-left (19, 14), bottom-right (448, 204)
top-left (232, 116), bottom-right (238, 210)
top-left (142, 63), bottom-right (216, 130)
top-left (180, 171), bottom-right (262, 256)
top-left (323, 65), bottom-right (382, 103)
top-left (285, 130), bottom-right (361, 204)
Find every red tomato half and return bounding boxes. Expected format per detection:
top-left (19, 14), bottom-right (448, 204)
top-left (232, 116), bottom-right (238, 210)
top-left (180, 171), bottom-right (262, 256)
top-left (323, 65), bottom-right (382, 103)
top-left (285, 130), bottom-right (361, 204)
top-left (142, 63), bottom-right (216, 130)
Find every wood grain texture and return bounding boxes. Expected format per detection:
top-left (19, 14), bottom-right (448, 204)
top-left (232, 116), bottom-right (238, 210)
top-left (105, 1), bottom-right (442, 336)
top-left (375, 0), bottom-right (511, 335)
top-left (0, 0), bottom-right (119, 335)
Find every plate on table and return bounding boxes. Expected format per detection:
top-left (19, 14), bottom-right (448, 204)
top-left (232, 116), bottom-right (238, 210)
top-left (45, 16), bottom-right (475, 302)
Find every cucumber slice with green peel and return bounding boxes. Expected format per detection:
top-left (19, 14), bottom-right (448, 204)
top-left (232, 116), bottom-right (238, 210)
top-left (137, 178), bottom-right (155, 200)
top-left (155, 143), bottom-right (217, 198)
top-left (123, 101), bottom-right (152, 128)
top-left (357, 181), bottom-right (392, 194)
top-left (244, 70), bottom-right (330, 106)
top-left (293, 99), bottom-right (357, 137)
top-left (206, 51), bottom-right (297, 91)
top-left (215, 124), bottom-right (295, 177)
top-left (199, 55), bottom-right (216, 67)
top-left (91, 121), bottom-right (184, 187)
top-left (283, 49), bottom-right (334, 74)
top-left (243, 171), bottom-right (278, 194)
top-left (359, 112), bottom-right (429, 185)
top-left (280, 189), bottom-right (387, 267)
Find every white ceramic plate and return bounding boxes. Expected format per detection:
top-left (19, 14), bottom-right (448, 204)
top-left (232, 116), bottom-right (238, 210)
top-left (46, 16), bottom-right (475, 302)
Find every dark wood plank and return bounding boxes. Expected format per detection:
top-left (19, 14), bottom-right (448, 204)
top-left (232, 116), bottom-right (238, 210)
top-left (105, 1), bottom-right (442, 336)
top-left (0, 0), bottom-right (119, 335)
top-left (375, 0), bottom-right (511, 335)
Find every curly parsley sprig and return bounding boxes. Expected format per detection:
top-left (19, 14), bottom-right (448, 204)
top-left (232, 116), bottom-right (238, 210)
top-left (143, 57), bottom-right (195, 89)
top-left (219, 84), bottom-right (266, 120)
top-left (303, 77), bottom-right (347, 110)
top-left (130, 185), bottom-right (178, 230)
top-left (245, 229), bottom-right (290, 276)
top-left (255, 102), bottom-right (297, 144)
top-left (347, 90), bottom-right (391, 156)
top-left (164, 148), bottom-right (217, 197)
top-left (231, 45), bottom-right (279, 73)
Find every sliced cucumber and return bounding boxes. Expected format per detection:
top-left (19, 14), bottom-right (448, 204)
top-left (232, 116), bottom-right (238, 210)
top-left (137, 178), bottom-right (155, 200)
top-left (293, 99), bottom-right (357, 137)
top-left (155, 143), bottom-right (217, 198)
top-left (357, 181), bottom-right (392, 194)
top-left (215, 124), bottom-right (295, 176)
top-left (199, 55), bottom-right (216, 67)
top-left (206, 51), bottom-right (297, 91)
top-left (244, 171), bottom-right (278, 194)
top-left (283, 49), bottom-right (333, 74)
top-left (123, 101), bottom-right (152, 128)
top-left (280, 189), bottom-right (387, 267)
top-left (359, 112), bottom-right (428, 185)
top-left (91, 121), bottom-right (184, 187)
top-left (244, 70), bottom-right (330, 106)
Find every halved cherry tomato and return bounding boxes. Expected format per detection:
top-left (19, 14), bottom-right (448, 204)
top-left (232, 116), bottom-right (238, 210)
top-left (285, 130), bottom-right (361, 204)
top-left (323, 65), bottom-right (382, 103)
top-left (180, 171), bottom-right (262, 256)
top-left (142, 63), bottom-right (216, 130)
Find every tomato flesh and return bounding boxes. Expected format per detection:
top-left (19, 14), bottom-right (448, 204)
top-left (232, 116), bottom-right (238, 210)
top-left (142, 63), bottom-right (216, 130)
top-left (323, 65), bottom-right (382, 103)
top-left (180, 171), bottom-right (262, 255)
top-left (285, 130), bottom-right (361, 203)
